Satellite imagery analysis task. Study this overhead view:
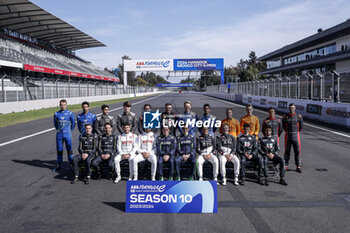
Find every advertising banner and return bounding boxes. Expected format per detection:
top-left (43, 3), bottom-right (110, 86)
top-left (205, 92), bottom-right (350, 128)
top-left (24, 64), bottom-right (52, 73)
top-left (125, 181), bottom-right (217, 213)
top-left (156, 83), bottom-right (193, 87)
top-left (173, 58), bottom-right (223, 71)
top-left (124, 59), bottom-right (173, 71)
top-left (52, 69), bottom-right (66, 75)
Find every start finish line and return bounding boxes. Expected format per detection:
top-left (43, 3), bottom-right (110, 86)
top-left (125, 181), bottom-right (218, 213)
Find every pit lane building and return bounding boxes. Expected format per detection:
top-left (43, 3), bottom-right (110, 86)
top-left (258, 19), bottom-right (350, 77)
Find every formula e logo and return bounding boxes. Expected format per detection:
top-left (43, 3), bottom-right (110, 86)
top-left (157, 185), bottom-right (166, 192)
top-left (162, 61), bottom-right (170, 68)
top-left (144, 110), bottom-right (161, 129)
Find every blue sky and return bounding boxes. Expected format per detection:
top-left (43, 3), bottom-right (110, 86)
top-left (32, 0), bottom-right (350, 79)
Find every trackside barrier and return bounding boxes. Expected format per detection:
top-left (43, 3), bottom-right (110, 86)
top-left (0, 91), bottom-right (169, 114)
top-left (205, 92), bottom-right (350, 129)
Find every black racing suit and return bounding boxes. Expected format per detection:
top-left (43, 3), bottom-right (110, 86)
top-left (73, 133), bottom-right (98, 177)
top-left (236, 134), bottom-right (262, 178)
top-left (117, 111), bottom-right (137, 134)
top-left (258, 136), bottom-right (285, 178)
top-left (262, 116), bottom-right (283, 144)
top-left (161, 111), bottom-right (177, 136)
top-left (94, 114), bottom-right (116, 136)
top-left (156, 135), bottom-right (177, 177)
top-left (282, 113), bottom-right (303, 167)
top-left (91, 134), bottom-right (117, 171)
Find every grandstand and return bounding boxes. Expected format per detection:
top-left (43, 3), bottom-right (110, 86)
top-left (0, 0), bottom-right (139, 102)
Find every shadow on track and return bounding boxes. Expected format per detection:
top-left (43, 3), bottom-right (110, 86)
top-left (102, 202), bottom-right (125, 212)
top-left (12, 159), bottom-right (73, 181)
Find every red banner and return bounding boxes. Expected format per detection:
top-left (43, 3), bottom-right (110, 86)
top-left (66, 71), bottom-right (82, 77)
top-left (24, 64), bottom-right (117, 82)
top-left (52, 69), bottom-right (66, 75)
top-left (24, 64), bottom-right (52, 73)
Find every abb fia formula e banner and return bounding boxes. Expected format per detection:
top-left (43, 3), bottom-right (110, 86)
top-left (124, 59), bottom-right (173, 71)
top-left (174, 58), bottom-right (224, 71)
top-left (125, 181), bottom-right (217, 213)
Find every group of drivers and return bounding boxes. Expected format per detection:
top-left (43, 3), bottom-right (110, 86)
top-left (53, 99), bottom-right (303, 186)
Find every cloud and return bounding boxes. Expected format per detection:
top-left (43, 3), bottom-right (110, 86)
top-left (79, 0), bottom-right (350, 73)
top-left (155, 0), bottom-right (350, 65)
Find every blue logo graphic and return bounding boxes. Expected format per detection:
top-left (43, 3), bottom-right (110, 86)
top-left (126, 181), bottom-right (218, 213)
top-left (162, 60), bottom-right (170, 68)
top-left (143, 110), bottom-right (161, 129)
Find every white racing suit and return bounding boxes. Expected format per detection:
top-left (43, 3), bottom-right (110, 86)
top-left (114, 132), bottom-right (138, 179)
top-left (217, 133), bottom-right (240, 179)
top-left (196, 135), bottom-right (219, 179)
top-left (133, 132), bottom-right (157, 179)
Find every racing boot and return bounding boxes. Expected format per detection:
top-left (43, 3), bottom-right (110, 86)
top-left (234, 176), bottom-right (239, 186)
top-left (264, 178), bottom-right (269, 186)
top-left (214, 177), bottom-right (219, 185)
top-left (114, 175), bottom-right (121, 183)
top-left (52, 164), bottom-right (61, 172)
top-left (71, 176), bottom-right (79, 184)
top-left (222, 178), bottom-right (227, 186)
top-left (239, 177), bottom-right (245, 185)
top-left (85, 176), bottom-right (91, 185)
top-left (279, 178), bottom-right (288, 186)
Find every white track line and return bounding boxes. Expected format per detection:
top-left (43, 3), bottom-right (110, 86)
top-left (0, 93), bottom-right (166, 147)
top-left (206, 95), bottom-right (350, 138)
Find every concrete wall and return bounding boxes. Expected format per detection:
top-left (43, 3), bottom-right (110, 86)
top-left (0, 91), bottom-right (168, 114)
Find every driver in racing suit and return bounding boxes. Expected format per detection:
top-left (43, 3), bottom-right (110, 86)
top-left (175, 126), bottom-right (196, 181)
top-left (53, 99), bottom-right (75, 171)
top-left (71, 124), bottom-right (98, 184)
top-left (217, 123), bottom-right (240, 186)
top-left (196, 127), bottom-right (219, 184)
top-left (157, 126), bottom-right (177, 181)
top-left (237, 123), bottom-right (263, 185)
top-left (133, 128), bottom-right (157, 181)
top-left (114, 123), bottom-right (139, 183)
top-left (91, 123), bottom-right (117, 179)
top-left (258, 125), bottom-right (288, 186)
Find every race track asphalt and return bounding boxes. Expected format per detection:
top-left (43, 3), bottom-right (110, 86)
top-left (0, 92), bottom-right (349, 233)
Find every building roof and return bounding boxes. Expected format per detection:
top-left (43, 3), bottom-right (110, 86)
top-left (258, 19), bottom-right (350, 61)
top-left (0, 0), bottom-right (105, 51)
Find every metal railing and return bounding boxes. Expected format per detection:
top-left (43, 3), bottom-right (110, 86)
top-left (0, 75), bottom-right (159, 102)
top-left (206, 72), bottom-right (350, 103)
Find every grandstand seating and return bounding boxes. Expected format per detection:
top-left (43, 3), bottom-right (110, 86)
top-left (0, 36), bottom-right (113, 78)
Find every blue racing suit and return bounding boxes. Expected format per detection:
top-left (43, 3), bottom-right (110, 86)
top-left (53, 109), bottom-right (75, 164)
top-left (199, 114), bottom-right (217, 136)
top-left (177, 111), bottom-right (198, 136)
top-left (77, 112), bottom-right (97, 136)
top-left (156, 135), bottom-right (177, 178)
top-left (176, 134), bottom-right (196, 177)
